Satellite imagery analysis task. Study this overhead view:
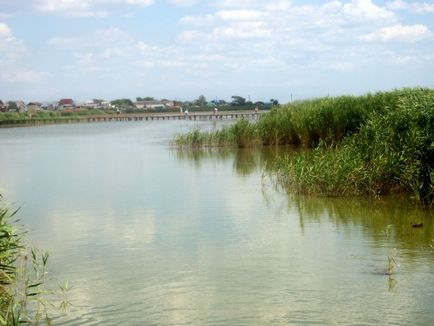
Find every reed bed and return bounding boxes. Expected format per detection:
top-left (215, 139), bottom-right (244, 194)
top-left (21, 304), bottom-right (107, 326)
top-left (175, 89), bottom-right (409, 148)
top-left (271, 88), bottom-right (434, 205)
top-left (175, 88), bottom-right (434, 205)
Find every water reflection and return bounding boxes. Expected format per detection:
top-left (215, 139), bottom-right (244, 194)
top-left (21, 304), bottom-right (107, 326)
top-left (175, 146), bottom-right (434, 254)
top-left (173, 146), bottom-right (293, 176)
top-left (291, 196), bottom-right (434, 252)
top-left (1, 123), bottom-right (433, 325)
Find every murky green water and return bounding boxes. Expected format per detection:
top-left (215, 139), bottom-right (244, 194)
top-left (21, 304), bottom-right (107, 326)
top-left (0, 121), bottom-right (433, 325)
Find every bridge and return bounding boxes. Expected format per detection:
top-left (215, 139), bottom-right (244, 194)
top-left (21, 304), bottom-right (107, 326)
top-left (1, 110), bottom-right (266, 128)
top-left (85, 110), bottom-right (263, 122)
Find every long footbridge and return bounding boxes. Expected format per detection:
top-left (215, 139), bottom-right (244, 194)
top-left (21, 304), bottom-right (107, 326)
top-left (1, 110), bottom-right (265, 128)
top-left (85, 110), bottom-right (263, 122)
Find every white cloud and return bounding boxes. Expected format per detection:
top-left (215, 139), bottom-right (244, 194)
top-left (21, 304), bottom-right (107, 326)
top-left (0, 69), bottom-right (50, 83)
top-left (214, 0), bottom-right (268, 9)
top-left (170, 0), bottom-right (433, 99)
top-left (212, 21), bottom-right (272, 40)
top-left (386, 0), bottom-right (434, 14)
top-left (37, 0), bottom-right (154, 17)
top-left (177, 30), bottom-right (205, 43)
top-left (217, 9), bottom-right (264, 21)
top-left (169, 0), bottom-right (201, 6)
top-left (124, 0), bottom-right (154, 6)
top-left (37, 0), bottom-right (107, 17)
top-left (342, 0), bottom-right (395, 21)
top-left (265, 0), bottom-right (292, 11)
top-left (179, 14), bottom-right (214, 26)
top-left (386, 0), bottom-right (408, 10)
top-left (0, 23), bottom-right (27, 59)
top-left (361, 24), bottom-right (432, 42)
top-left (329, 62), bottom-right (356, 71)
top-left (3, 0), bottom-right (433, 99)
top-left (0, 23), bottom-right (49, 84)
top-left (49, 26), bottom-right (189, 80)
top-left (47, 36), bottom-right (79, 47)
top-left (0, 22), bottom-right (12, 38)
top-left (48, 27), bottom-right (134, 48)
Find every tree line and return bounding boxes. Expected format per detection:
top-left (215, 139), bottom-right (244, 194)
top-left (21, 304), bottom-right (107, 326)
top-left (111, 95), bottom-right (279, 109)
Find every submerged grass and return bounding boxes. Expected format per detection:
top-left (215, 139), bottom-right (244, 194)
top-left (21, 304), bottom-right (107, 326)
top-left (175, 88), bottom-right (434, 205)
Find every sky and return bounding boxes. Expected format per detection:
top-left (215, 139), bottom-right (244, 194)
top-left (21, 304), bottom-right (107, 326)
top-left (0, 0), bottom-right (433, 103)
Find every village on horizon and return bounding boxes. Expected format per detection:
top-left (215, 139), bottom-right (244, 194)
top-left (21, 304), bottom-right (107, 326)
top-left (0, 95), bottom-right (279, 113)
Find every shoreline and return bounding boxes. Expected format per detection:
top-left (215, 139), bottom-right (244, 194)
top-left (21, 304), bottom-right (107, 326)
top-left (0, 109), bottom-right (266, 129)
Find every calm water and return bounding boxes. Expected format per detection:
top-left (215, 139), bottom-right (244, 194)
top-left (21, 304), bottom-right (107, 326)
top-left (0, 121), bottom-right (433, 325)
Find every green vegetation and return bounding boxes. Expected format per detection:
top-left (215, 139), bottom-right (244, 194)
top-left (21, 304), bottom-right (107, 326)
top-left (175, 88), bottom-right (434, 206)
top-left (0, 202), bottom-right (68, 324)
top-left (0, 109), bottom-right (117, 126)
top-left (110, 98), bottom-right (134, 109)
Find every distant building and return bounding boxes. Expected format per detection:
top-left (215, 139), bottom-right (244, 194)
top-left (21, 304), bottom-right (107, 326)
top-left (6, 101), bottom-right (27, 112)
top-left (58, 98), bottom-right (75, 110)
top-left (161, 100), bottom-right (179, 109)
top-left (79, 99), bottom-right (111, 109)
top-left (135, 100), bottom-right (166, 110)
top-left (41, 103), bottom-right (56, 110)
top-left (27, 102), bottom-right (43, 112)
top-left (16, 101), bottom-right (27, 112)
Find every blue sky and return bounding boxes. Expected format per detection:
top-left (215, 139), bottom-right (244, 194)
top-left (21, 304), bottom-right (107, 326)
top-left (0, 0), bottom-right (433, 103)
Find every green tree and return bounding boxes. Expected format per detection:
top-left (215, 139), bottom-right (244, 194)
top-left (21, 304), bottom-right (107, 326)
top-left (194, 95), bottom-right (207, 107)
top-left (111, 99), bottom-right (134, 109)
top-left (231, 96), bottom-right (246, 106)
top-left (7, 102), bottom-right (18, 112)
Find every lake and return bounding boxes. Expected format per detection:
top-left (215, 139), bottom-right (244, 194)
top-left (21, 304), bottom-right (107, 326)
top-left (0, 121), bottom-right (433, 325)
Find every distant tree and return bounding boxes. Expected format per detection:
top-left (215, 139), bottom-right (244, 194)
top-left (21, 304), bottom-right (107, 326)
top-left (111, 99), bottom-right (134, 108)
top-left (270, 98), bottom-right (279, 105)
top-left (231, 96), bottom-right (246, 106)
top-left (210, 99), bottom-right (228, 106)
top-left (7, 102), bottom-right (18, 112)
top-left (194, 95), bottom-right (207, 107)
top-left (136, 97), bottom-right (155, 101)
top-left (183, 101), bottom-right (192, 108)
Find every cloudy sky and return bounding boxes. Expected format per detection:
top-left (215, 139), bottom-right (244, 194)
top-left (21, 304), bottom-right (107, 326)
top-left (0, 0), bottom-right (433, 103)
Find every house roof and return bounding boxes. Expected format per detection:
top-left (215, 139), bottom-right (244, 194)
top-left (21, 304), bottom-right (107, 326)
top-left (59, 98), bottom-right (74, 105)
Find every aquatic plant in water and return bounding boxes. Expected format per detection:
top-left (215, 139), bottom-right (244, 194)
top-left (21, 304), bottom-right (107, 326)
top-left (0, 203), bottom-right (69, 325)
top-left (175, 88), bottom-right (434, 205)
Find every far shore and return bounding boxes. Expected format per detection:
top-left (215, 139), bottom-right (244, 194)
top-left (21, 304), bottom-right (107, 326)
top-left (0, 108), bottom-right (268, 128)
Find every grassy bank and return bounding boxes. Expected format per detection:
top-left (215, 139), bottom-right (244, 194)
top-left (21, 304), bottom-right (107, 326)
top-left (0, 109), bottom-right (116, 126)
top-left (174, 88), bottom-right (434, 205)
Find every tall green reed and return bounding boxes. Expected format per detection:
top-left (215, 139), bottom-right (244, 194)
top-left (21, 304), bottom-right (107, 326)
top-left (0, 202), bottom-right (69, 325)
top-left (174, 88), bottom-right (434, 205)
